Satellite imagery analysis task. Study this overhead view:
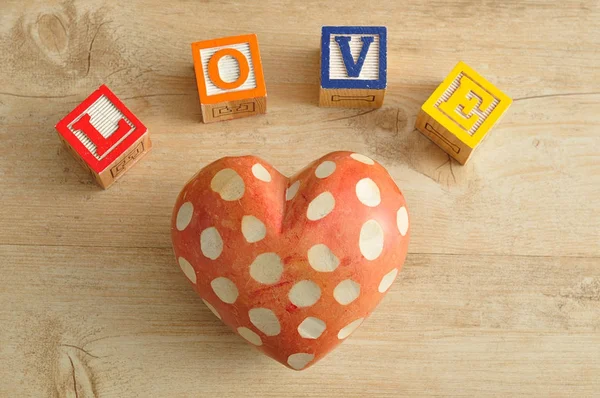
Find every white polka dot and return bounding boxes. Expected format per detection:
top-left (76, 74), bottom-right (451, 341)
top-left (350, 153), bottom-right (375, 165)
top-left (242, 215), bottom-right (266, 243)
top-left (289, 280), bottom-right (321, 307)
top-left (211, 169), bottom-right (245, 201)
top-left (237, 327), bottom-right (262, 346)
top-left (287, 353), bottom-right (314, 370)
top-left (176, 202), bottom-right (193, 231)
top-left (333, 279), bottom-right (361, 305)
top-left (337, 318), bottom-right (364, 339)
top-left (250, 253), bottom-right (283, 284)
top-left (359, 219), bottom-right (384, 261)
top-left (298, 317), bottom-right (326, 339)
top-left (378, 268), bottom-right (399, 293)
top-left (307, 244), bottom-right (339, 272)
top-left (200, 227), bottom-right (223, 260)
top-left (315, 161), bottom-right (336, 178)
top-left (307, 192), bottom-right (335, 221)
top-left (252, 163), bottom-right (271, 182)
top-left (355, 178), bottom-right (381, 207)
top-left (202, 299), bottom-right (221, 319)
top-left (397, 206), bottom-right (409, 236)
top-left (178, 257), bottom-right (196, 284)
top-left (249, 308), bottom-right (281, 336)
top-left (286, 181), bottom-right (300, 201)
top-left (211, 277), bottom-right (239, 304)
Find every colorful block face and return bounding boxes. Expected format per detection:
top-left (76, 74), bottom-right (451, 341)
top-left (55, 85), bottom-right (148, 174)
top-left (191, 34), bottom-right (266, 106)
top-left (320, 26), bottom-right (387, 90)
top-left (421, 61), bottom-right (512, 149)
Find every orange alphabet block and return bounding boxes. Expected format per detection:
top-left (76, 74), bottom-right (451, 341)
top-left (191, 34), bottom-right (267, 123)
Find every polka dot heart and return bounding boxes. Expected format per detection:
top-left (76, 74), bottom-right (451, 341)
top-left (171, 151), bottom-right (410, 370)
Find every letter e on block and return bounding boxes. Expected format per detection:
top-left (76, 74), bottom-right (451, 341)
top-left (191, 34), bottom-right (267, 123)
top-left (415, 61), bottom-right (512, 164)
top-left (55, 85), bottom-right (152, 189)
top-left (320, 26), bottom-right (387, 108)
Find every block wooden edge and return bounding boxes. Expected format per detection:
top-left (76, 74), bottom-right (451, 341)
top-left (201, 96), bottom-right (267, 123)
top-left (58, 131), bottom-right (152, 189)
top-left (57, 133), bottom-right (99, 183)
top-left (415, 109), bottom-right (472, 165)
top-left (318, 88), bottom-right (385, 108)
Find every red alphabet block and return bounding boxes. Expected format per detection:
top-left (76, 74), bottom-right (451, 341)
top-left (55, 85), bottom-right (152, 188)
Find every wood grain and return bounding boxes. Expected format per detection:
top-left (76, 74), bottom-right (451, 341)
top-left (0, 0), bottom-right (598, 396)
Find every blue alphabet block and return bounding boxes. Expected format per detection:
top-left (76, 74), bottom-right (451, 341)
top-left (319, 26), bottom-right (387, 108)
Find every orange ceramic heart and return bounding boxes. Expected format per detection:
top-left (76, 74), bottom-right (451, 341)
top-left (171, 151), bottom-right (410, 370)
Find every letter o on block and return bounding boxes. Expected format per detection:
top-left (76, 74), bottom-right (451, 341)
top-left (208, 48), bottom-right (250, 90)
top-left (191, 34), bottom-right (267, 123)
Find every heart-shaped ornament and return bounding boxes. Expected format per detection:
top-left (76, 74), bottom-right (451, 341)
top-left (171, 151), bottom-right (410, 370)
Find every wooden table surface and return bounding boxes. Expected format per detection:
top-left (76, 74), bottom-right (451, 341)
top-left (1, 1), bottom-right (599, 396)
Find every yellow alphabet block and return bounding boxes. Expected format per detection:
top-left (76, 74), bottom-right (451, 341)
top-left (415, 61), bottom-right (512, 164)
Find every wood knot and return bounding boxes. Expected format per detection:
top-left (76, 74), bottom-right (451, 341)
top-left (5, 2), bottom-right (121, 80)
top-left (36, 14), bottom-right (68, 55)
top-left (55, 345), bottom-right (98, 398)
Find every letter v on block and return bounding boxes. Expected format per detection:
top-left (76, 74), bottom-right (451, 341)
top-left (319, 26), bottom-right (387, 108)
top-left (334, 36), bottom-right (374, 77)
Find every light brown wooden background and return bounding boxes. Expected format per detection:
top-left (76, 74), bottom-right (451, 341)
top-left (1, 0), bottom-right (599, 396)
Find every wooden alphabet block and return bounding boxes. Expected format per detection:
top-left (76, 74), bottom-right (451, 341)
top-left (415, 61), bottom-right (512, 164)
top-left (191, 34), bottom-right (267, 123)
top-left (319, 26), bottom-right (387, 108)
top-left (55, 85), bottom-right (152, 189)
